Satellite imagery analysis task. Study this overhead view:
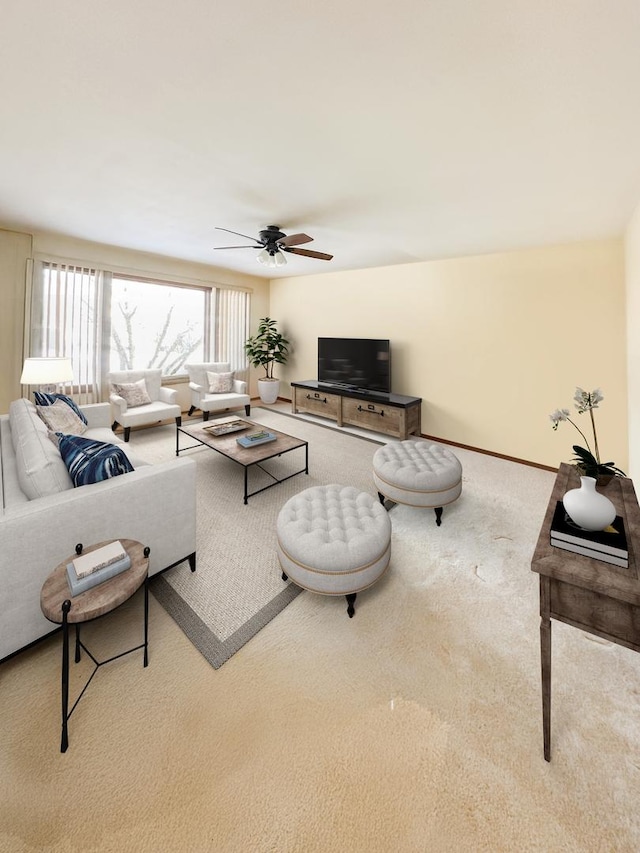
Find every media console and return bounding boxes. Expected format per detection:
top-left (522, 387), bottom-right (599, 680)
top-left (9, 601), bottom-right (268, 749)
top-left (291, 380), bottom-right (422, 440)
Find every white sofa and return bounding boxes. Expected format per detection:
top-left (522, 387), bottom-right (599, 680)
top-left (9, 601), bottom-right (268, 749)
top-left (185, 362), bottom-right (251, 421)
top-left (0, 398), bottom-right (197, 662)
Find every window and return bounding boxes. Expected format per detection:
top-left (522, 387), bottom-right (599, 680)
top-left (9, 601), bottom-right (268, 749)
top-left (110, 275), bottom-right (208, 375)
top-left (27, 260), bottom-right (250, 404)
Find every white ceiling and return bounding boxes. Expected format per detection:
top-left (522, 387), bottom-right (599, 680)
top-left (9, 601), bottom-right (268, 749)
top-left (2, 0), bottom-right (640, 278)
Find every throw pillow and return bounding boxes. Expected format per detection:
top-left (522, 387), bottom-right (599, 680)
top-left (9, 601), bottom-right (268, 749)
top-left (36, 399), bottom-right (87, 436)
top-left (33, 392), bottom-right (88, 425)
top-left (111, 378), bottom-right (152, 408)
top-left (207, 371), bottom-right (234, 394)
top-left (57, 433), bottom-right (134, 487)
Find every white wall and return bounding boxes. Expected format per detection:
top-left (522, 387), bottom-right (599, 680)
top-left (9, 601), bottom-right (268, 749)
top-left (270, 238), bottom-right (628, 470)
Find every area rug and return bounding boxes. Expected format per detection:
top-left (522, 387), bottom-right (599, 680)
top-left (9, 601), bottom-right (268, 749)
top-left (139, 408), bottom-right (384, 667)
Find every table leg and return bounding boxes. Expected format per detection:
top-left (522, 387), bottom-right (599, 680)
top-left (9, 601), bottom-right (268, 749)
top-left (305, 443), bottom-right (309, 475)
top-left (143, 575), bottom-right (149, 667)
top-left (75, 624), bottom-right (81, 663)
top-left (244, 467), bottom-right (249, 505)
top-left (61, 599), bottom-right (71, 753)
top-left (540, 576), bottom-right (552, 761)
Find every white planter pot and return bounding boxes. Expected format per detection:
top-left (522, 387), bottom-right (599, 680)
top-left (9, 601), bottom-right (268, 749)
top-left (258, 379), bottom-right (280, 405)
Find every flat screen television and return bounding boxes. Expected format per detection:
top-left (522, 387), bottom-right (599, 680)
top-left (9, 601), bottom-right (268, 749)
top-left (317, 337), bottom-right (391, 394)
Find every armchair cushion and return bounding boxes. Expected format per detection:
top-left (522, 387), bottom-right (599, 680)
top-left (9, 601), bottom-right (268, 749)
top-left (33, 392), bottom-right (88, 425)
top-left (111, 378), bottom-right (152, 408)
top-left (57, 433), bottom-right (134, 487)
top-left (207, 370), bottom-right (234, 393)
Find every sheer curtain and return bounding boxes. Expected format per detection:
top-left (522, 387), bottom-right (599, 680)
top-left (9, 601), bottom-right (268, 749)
top-left (214, 288), bottom-right (250, 381)
top-left (27, 261), bottom-right (108, 405)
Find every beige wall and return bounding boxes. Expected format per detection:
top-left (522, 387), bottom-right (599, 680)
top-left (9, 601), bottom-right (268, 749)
top-left (270, 239), bottom-right (628, 470)
top-left (0, 227), bottom-right (269, 410)
top-left (0, 229), bottom-right (32, 411)
top-left (626, 203), bottom-right (640, 482)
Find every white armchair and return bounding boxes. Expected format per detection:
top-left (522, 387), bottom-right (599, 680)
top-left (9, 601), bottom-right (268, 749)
top-left (108, 368), bottom-right (182, 441)
top-left (185, 362), bottom-right (251, 421)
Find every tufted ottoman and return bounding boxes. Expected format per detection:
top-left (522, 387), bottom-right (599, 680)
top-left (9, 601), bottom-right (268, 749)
top-left (276, 484), bottom-right (391, 617)
top-left (373, 441), bottom-right (462, 525)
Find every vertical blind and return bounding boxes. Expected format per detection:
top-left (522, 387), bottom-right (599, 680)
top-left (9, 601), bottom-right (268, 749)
top-left (29, 261), bottom-right (104, 405)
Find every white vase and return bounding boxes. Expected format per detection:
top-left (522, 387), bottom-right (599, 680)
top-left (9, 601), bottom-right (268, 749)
top-left (258, 378), bottom-right (280, 405)
top-left (562, 476), bottom-right (616, 532)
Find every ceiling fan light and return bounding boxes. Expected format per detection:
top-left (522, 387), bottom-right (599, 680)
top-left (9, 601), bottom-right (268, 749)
top-left (257, 248), bottom-right (272, 266)
top-left (274, 250), bottom-right (287, 267)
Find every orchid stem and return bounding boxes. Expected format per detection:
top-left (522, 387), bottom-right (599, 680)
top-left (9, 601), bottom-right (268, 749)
top-left (589, 408), bottom-right (600, 464)
top-left (567, 418), bottom-right (592, 455)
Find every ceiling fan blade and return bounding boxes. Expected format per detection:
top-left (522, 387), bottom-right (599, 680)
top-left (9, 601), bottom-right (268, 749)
top-left (283, 247), bottom-right (333, 261)
top-left (215, 226), bottom-right (264, 244)
top-left (213, 244), bottom-right (261, 249)
top-left (278, 232), bottom-right (313, 247)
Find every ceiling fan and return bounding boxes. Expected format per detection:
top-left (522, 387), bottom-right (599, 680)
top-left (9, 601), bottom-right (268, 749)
top-left (214, 225), bottom-right (333, 268)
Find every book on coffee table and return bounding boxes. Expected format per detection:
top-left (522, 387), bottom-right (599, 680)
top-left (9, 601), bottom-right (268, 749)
top-left (236, 430), bottom-right (277, 447)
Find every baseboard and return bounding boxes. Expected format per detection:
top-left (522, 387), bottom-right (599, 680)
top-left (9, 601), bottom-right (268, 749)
top-left (276, 395), bottom-right (557, 473)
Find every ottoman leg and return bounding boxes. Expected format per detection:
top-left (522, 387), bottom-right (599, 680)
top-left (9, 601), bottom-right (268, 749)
top-left (434, 507), bottom-right (443, 526)
top-left (346, 593), bottom-right (357, 618)
top-left (378, 491), bottom-right (385, 506)
top-left (282, 571), bottom-right (288, 581)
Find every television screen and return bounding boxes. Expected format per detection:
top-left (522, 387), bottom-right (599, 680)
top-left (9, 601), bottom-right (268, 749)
top-left (318, 338), bottom-right (391, 394)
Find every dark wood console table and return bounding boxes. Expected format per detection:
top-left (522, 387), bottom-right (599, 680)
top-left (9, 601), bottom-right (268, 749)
top-left (291, 380), bottom-right (422, 440)
top-left (531, 463), bottom-right (640, 760)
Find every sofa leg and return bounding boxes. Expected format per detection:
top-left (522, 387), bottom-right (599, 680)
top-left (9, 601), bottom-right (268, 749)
top-left (203, 411), bottom-right (210, 422)
top-left (111, 421), bottom-right (119, 431)
top-left (176, 416), bottom-right (182, 427)
top-left (245, 404), bottom-right (251, 416)
top-left (124, 427), bottom-right (131, 442)
top-left (187, 406), bottom-right (195, 417)
top-left (188, 552), bottom-right (196, 572)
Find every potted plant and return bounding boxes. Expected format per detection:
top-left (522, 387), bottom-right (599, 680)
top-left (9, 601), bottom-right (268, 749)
top-left (549, 387), bottom-right (625, 483)
top-left (244, 317), bottom-right (290, 404)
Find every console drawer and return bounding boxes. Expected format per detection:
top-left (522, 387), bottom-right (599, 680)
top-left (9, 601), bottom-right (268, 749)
top-left (295, 389), bottom-right (340, 419)
top-left (342, 397), bottom-right (402, 435)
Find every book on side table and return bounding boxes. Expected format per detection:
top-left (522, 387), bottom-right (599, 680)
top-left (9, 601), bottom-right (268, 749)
top-left (549, 501), bottom-right (628, 568)
top-left (66, 540), bottom-right (132, 596)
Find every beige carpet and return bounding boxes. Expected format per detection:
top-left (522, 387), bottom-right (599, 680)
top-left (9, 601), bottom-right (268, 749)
top-left (3, 424), bottom-right (640, 852)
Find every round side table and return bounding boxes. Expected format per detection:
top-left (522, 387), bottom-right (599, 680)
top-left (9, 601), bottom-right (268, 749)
top-left (40, 539), bottom-right (150, 753)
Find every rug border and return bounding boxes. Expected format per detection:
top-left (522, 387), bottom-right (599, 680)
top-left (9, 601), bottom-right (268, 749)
top-left (150, 571), bottom-right (303, 669)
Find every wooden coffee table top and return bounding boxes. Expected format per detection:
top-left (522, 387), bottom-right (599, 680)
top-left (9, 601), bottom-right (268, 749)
top-left (179, 419), bottom-right (307, 466)
top-left (40, 539), bottom-right (149, 624)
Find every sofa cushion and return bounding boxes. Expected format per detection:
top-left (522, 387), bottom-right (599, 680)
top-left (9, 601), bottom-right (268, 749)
top-left (57, 433), bottom-right (135, 487)
top-left (33, 392), bottom-right (88, 424)
top-left (111, 378), bottom-right (152, 408)
top-left (9, 399), bottom-right (73, 499)
top-left (37, 399), bottom-right (88, 435)
top-left (207, 370), bottom-right (234, 393)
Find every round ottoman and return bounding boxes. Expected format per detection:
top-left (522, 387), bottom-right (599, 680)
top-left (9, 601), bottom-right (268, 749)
top-left (276, 484), bottom-right (391, 617)
top-left (373, 441), bottom-right (462, 526)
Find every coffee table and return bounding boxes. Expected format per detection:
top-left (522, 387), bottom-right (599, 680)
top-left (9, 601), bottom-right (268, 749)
top-left (40, 539), bottom-right (150, 753)
top-left (176, 419), bottom-right (309, 504)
